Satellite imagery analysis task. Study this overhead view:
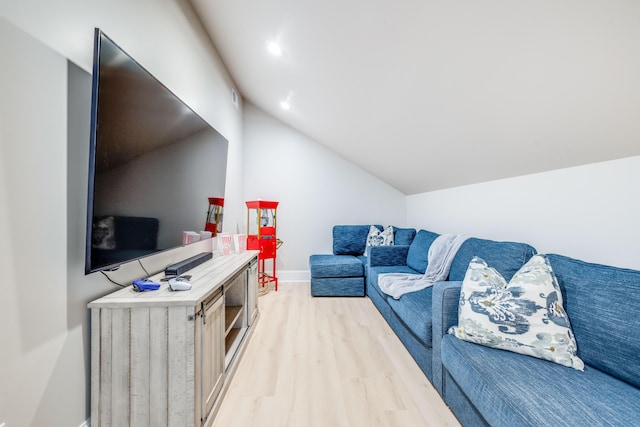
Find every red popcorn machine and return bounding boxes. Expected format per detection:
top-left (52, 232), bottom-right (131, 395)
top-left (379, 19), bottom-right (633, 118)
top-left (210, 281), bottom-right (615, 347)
top-left (246, 200), bottom-right (282, 293)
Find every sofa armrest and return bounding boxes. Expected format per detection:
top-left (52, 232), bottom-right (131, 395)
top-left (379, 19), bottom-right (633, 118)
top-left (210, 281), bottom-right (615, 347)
top-left (432, 280), bottom-right (463, 396)
top-left (368, 245), bottom-right (410, 267)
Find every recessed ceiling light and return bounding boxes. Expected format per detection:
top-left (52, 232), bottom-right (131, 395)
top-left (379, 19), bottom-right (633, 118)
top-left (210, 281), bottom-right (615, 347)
top-left (267, 41), bottom-right (283, 56)
top-left (280, 101), bottom-right (291, 111)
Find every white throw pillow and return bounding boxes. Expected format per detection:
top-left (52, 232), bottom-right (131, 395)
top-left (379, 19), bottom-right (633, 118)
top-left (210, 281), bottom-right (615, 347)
top-left (448, 254), bottom-right (584, 370)
top-left (363, 225), bottom-right (394, 255)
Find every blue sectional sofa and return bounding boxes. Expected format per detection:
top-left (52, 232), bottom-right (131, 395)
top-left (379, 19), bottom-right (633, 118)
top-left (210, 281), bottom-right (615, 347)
top-left (432, 254), bottom-right (640, 426)
top-left (311, 224), bottom-right (640, 425)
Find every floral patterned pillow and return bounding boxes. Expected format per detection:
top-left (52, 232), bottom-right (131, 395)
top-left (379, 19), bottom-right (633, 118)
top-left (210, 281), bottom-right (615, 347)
top-left (363, 225), bottom-right (394, 255)
top-left (448, 254), bottom-right (584, 370)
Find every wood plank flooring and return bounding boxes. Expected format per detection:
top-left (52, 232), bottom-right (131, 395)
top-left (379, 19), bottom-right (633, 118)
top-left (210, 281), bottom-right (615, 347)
top-left (212, 282), bottom-right (460, 427)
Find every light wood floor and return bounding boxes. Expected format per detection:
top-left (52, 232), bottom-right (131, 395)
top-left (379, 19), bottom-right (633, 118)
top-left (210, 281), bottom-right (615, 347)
top-left (212, 282), bottom-right (460, 427)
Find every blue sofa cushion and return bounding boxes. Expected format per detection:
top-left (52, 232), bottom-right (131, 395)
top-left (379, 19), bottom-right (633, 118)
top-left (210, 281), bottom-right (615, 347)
top-left (333, 225), bottom-right (378, 255)
top-left (387, 286), bottom-right (434, 347)
top-left (406, 229), bottom-right (440, 273)
top-left (368, 265), bottom-right (417, 300)
top-left (368, 245), bottom-right (411, 267)
top-left (441, 334), bottom-right (640, 427)
top-left (309, 254), bottom-right (363, 278)
top-left (448, 238), bottom-right (536, 282)
top-left (355, 255), bottom-right (367, 264)
top-left (311, 277), bottom-right (365, 297)
top-left (547, 254), bottom-right (640, 389)
top-left (449, 255), bottom-right (584, 370)
top-left (393, 227), bottom-right (417, 246)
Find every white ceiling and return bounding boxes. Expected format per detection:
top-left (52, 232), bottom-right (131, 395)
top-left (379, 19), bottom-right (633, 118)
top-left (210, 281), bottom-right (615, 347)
top-left (190, 0), bottom-right (640, 195)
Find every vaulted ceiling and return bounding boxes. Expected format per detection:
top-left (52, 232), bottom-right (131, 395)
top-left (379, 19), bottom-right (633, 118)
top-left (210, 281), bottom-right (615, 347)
top-left (190, 0), bottom-right (640, 195)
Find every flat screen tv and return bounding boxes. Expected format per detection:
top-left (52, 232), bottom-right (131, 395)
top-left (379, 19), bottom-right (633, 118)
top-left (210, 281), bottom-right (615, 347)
top-left (85, 29), bottom-right (228, 274)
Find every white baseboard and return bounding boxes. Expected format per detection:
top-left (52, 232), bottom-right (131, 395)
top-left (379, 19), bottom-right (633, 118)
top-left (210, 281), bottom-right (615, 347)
top-left (277, 270), bottom-right (310, 283)
top-left (80, 418), bottom-right (90, 427)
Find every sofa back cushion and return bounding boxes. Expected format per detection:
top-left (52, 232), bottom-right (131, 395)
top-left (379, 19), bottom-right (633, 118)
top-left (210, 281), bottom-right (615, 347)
top-left (393, 227), bottom-right (417, 246)
top-left (406, 229), bottom-right (440, 273)
top-left (333, 225), bottom-right (378, 255)
top-left (547, 254), bottom-right (640, 388)
top-left (448, 237), bottom-right (536, 282)
top-left (393, 227), bottom-right (416, 246)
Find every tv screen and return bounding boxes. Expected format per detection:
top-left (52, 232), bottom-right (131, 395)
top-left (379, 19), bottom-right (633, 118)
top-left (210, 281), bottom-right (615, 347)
top-left (85, 29), bottom-right (228, 274)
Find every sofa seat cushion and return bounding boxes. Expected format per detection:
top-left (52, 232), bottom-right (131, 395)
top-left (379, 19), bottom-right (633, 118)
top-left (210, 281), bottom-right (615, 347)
top-left (368, 265), bottom-right (418, 300)
top-left (388, 286), bottom-right (433, 347)
top-left (355, 255), bottom-right (367, 264)
top-left (309, 254), bottom-right (364, 278)
top-left (441, 335), bottom-right (640, 427)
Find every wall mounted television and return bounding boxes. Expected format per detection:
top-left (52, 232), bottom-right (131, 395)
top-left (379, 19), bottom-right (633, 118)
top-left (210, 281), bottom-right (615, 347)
top-left (85, 28), bottom-right (228, 274)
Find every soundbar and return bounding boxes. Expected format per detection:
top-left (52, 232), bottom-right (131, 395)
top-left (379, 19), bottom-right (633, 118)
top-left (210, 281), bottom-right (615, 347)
top-left (164, 252), bottom-right (213, 277)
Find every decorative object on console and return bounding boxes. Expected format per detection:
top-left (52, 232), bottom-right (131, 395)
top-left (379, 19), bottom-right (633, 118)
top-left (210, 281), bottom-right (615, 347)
top-left (363, 225), bottom-right (394, 255)
top-left (246, 200), bottom-right (282, 294)
top-left (234, 233), bottom-right (247, 253)
top-left (218, 233), bottom-right (232, 255)
top-left (449, 254), bottom-right (584, 370)
top-left (182, 231), bottom-right (200, 245)
top-left (205, 197), bottom-right (224, 236)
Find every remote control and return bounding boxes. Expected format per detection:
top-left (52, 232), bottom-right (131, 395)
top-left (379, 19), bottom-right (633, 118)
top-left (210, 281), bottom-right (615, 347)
top-left (169, 277), bottom-right (192, 291)
top-left (132, 279), bottom-right (161, 292)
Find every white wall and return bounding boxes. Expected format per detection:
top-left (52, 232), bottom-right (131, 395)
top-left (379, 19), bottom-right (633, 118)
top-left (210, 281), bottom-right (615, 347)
top-left (243, 103), bottom-right (406, 278)
top-left (0, 0), bottom-right (243, 423)
top-left (407, 156), bottom-right (640, 270)
top-left (0, 18), bottom-right (71, 427)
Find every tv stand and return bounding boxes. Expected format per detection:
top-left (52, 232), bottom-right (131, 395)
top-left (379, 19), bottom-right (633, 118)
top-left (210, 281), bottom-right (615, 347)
top-left (88, 251), bottom-right (259, 426)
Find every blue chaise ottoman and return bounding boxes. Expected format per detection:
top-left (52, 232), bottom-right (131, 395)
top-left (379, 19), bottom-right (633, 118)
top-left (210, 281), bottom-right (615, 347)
top-left (309, 225), bottom-right (373, 296)
top-left (309, 254), bottom-right (365, 296)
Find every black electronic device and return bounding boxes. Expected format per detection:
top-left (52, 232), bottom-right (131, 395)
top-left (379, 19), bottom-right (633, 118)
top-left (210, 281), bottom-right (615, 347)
top-left (164, 252), bottom-right (213, 277)
top-left (85, 28), bottom-right (228, 274)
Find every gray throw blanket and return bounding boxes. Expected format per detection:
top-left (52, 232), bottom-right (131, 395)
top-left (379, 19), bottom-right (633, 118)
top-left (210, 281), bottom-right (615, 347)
top-left (378, 234), bottom-right (470, 299)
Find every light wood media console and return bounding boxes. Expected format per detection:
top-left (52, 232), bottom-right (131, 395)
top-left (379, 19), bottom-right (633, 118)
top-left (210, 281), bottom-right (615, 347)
top-left (88, 251), bottom-right (259, 426)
